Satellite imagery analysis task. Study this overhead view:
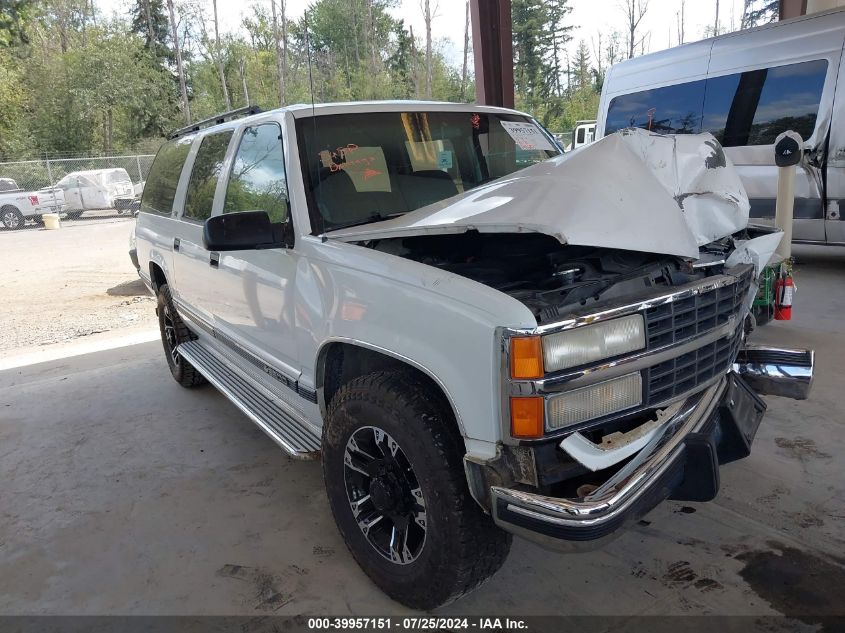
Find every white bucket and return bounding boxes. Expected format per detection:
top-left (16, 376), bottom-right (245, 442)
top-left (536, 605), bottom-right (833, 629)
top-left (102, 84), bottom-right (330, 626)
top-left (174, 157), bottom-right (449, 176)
top-left (43, 213), bottom-right (60, 230)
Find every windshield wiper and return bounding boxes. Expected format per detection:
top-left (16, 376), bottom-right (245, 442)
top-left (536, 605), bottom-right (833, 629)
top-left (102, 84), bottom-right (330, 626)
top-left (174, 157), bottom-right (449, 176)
top-left (325, 212), bottom-right (405, 233)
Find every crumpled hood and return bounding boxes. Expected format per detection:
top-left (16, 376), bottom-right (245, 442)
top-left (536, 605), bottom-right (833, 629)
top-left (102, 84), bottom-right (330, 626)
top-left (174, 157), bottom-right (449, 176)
top-left (326, 128), bottom-right (751, 259)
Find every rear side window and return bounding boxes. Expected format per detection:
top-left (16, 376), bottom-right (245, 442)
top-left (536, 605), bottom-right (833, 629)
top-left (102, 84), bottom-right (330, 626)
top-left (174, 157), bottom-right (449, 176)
top-left (605, 59), bottom-right (828, 146)
top-left (223, 123), bottom-right (289, 223)
top-left (183, 131), bottom-right (233, 221)
top-left (140, 138), bottom-right (192, 216)
top-left (703, 59), bottom-right (828, 146)
top-left (605, 79), bottom-right (706, 135)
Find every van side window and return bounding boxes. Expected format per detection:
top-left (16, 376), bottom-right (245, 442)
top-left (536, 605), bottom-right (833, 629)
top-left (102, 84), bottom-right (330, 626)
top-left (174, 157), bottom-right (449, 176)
top-left (703, 59), bottom-right (828, 146)
top-left (183, 131), bottom-right (233, 221)
top-left (605, 79), bottom-right (706, 136)
top-left (223, 123), bottom-right (289, 223)
top-left (140, 137), bottom-right (193, 216)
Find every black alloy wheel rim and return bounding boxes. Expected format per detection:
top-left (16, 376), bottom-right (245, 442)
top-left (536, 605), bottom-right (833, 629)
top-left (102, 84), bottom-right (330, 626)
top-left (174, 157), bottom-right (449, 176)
top-left (162, 304), bottom-right (181, 366)
top-left (343, 425), bottom-right (427, 565)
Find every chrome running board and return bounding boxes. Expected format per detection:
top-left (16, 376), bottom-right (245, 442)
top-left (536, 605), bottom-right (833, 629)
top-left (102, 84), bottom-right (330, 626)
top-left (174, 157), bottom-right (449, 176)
top-left (177, 340), bottom-right (321, 459)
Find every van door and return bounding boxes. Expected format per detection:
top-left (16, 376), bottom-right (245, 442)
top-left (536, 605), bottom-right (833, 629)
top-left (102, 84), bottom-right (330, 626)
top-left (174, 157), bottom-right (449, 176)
top-left (170, 130), bottom-right (233, 326)
top-left (825, 39), bottom-right (845, 244)
top-left (206, 121), bottom-right (300, 380)
top-left (706, 13), bottom-right (845, 242)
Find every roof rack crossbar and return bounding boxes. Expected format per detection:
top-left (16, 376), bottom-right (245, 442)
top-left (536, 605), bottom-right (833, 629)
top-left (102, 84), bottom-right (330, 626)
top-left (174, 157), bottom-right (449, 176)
top-left (169, 105), bottom-right (263, 139)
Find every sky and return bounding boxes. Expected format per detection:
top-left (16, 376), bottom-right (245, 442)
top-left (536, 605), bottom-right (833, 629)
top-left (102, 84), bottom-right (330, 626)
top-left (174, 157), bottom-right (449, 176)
top-left (96, 0), bottom-right (755, 67)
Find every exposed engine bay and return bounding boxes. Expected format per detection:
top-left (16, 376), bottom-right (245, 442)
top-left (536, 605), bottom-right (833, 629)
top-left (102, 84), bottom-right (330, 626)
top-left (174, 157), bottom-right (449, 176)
top-left (363, 231), bottom-right (738, 324)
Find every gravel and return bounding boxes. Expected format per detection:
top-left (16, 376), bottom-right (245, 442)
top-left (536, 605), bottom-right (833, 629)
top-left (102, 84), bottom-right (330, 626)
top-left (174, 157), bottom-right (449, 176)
top-left (0, 217), bottom-right (157, 353)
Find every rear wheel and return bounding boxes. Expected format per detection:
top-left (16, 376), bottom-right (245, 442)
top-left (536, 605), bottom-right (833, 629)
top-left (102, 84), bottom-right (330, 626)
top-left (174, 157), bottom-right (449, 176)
top-left (322, 371), bottom-right (511, 610)
top-left (67, 210), bottom-right (83, 220)
top-left (1, 206), bottom-right (24, 230)
top-left (156, 283), bottom-right (206, 388)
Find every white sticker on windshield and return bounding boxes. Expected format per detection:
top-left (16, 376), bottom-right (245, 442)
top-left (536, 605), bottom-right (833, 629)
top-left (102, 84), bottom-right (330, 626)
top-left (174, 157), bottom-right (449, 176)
top-left (500, 121), bottom-right (556, 152)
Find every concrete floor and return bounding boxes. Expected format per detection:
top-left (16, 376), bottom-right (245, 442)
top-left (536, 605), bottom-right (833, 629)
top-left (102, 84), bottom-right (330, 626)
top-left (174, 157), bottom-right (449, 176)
top-left (1, 246), bottom-right (843, 624)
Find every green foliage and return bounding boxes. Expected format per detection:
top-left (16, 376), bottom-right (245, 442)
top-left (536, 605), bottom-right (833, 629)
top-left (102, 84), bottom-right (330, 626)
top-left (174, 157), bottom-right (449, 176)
top-left (0, 0), bottom-right (613, 158)
top-left (0, 0), bottom-right (33, 47)
top-left (130, 0), bottom-right (174, 63)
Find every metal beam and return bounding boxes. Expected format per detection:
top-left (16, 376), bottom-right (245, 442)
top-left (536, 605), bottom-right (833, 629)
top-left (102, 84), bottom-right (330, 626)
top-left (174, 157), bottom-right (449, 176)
top-left (469, 0), bottom-right (514, 108)
top-left (779, 0), bottom-right (808, 19)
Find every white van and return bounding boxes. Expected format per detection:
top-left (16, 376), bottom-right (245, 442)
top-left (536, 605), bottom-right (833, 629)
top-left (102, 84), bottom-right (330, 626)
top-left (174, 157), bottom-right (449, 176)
top-left (571, 120), bottom-right (596, 150)
top-left (596, 8), bottom-right (845, 245)
top-left (54, 168), bottom-right (134, 218)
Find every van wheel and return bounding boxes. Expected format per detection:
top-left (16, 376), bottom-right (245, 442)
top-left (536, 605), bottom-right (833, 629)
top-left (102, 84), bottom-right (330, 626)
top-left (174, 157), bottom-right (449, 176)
top-left (67, 211), bottom-right (83, 220)
top-left (322, 371), bottom-right (511, 610)
top-left (156, 283), bottom-right (206, 388)
top-left (1, 206), bottom-right (24, 230)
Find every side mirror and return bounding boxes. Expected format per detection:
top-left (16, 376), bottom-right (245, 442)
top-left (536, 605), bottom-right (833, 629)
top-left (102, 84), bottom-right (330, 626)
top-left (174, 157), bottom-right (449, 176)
top-left (203, 211), bottom-right (287, 251)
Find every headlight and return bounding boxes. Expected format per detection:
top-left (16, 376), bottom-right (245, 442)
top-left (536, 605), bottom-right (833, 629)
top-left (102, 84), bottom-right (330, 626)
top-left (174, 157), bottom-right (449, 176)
top-left (542, 314), bottom-right (645, 373)
top-left (547, 372), bottom-right (642, 429)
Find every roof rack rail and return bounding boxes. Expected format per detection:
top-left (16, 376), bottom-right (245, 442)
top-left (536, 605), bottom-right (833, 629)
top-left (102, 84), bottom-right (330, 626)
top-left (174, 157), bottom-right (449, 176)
top-left (168, 105), bottom-right (263, 139)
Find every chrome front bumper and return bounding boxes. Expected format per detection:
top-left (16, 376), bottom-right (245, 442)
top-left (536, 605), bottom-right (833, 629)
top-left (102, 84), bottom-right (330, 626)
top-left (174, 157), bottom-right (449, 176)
top-left (733, 345), bottom-right (814, 400)
top-left (491, 352), bottom-right (813, 551)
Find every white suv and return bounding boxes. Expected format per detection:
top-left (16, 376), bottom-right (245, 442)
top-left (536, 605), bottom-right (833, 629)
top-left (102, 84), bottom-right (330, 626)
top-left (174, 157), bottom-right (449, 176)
top-left (134, 101), bottom-right (813, 609)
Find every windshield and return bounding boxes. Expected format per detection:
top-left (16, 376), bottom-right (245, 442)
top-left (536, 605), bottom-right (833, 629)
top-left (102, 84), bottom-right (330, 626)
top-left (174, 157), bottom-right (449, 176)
top-left (297, 111), bottom-right (560, 233)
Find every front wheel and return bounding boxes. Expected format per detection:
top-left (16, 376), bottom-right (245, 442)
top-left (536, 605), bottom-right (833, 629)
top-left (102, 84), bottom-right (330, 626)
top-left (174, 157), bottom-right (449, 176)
top-left (322, 371), bottom-right (512, 610)
top-left (1, 206), bottom-right (24, 230)
top-left (156, 283), bottom-right (206, 388)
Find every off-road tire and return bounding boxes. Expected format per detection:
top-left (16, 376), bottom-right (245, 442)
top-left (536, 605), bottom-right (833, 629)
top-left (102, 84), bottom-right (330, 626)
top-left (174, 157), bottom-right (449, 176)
top-left (322, 371), bottom-right (512, 610)
top-left (157, 283), bottom-right (206, 388)
top-left (1, 206), bottom-right (24, 230)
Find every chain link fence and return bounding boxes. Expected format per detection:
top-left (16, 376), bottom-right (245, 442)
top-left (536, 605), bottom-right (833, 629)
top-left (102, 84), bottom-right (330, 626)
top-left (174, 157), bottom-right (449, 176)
top-left (0, 154), bottom-right (155, 230)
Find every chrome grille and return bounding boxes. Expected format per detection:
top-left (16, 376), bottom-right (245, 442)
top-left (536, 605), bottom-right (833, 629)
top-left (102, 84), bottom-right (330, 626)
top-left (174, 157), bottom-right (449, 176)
top-left (644, 269), bottom-right (752, 349)
top-left (645, 328), bottom-right (744, 405)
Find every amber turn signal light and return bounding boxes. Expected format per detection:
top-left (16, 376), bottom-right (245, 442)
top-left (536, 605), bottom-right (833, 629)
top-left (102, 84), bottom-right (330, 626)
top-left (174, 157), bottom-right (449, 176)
top-left (510, 397), bottom-right (545, 439)
top-left (510, 336), bottom-right (544, 379)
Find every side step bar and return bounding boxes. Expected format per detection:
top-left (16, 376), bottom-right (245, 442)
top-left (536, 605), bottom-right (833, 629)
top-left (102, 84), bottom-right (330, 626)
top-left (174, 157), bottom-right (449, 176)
top-left (177, 340), bottom-right (321, 459)
top-left (732, 345), bottom-right (814, 400)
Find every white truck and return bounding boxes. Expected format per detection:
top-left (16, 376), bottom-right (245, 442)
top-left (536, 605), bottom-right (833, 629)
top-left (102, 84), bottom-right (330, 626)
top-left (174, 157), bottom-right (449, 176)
top-left (54, 168), bottom-right (135, 218)
top-left (133, 102), bottom-right (814, 609)
top-left (0, 178), bottom-right (67, 230)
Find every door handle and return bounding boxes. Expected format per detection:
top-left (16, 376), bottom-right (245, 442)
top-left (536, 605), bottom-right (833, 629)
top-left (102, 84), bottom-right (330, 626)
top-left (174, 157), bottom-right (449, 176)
top-left (210, 252), bottom-right (219, 268)
top-left (173, 237), bottom-right (180, 251)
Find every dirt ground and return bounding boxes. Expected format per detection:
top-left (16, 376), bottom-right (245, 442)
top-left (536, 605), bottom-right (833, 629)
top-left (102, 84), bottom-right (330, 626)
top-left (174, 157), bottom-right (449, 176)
top-left (0, 216), bottom-right (156, 353)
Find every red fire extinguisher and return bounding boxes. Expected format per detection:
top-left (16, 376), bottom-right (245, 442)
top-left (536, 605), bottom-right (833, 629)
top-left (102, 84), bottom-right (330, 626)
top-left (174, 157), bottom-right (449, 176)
top-left (774, 264), bottom-right (794, 321)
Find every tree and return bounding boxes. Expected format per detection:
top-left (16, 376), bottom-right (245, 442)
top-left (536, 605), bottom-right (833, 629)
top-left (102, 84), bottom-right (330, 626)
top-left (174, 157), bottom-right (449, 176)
top-left (270, 0), bottom-right (285, 105)
top-left (571, 40), bottom-right (591, 90)
top-left (211, 0), bottom-right (231, 109)
top-left (0, 0), bottom-right (33, 47)
top-left (129, 0), bottom-right (173, 62)
top-left (422, 0), bottom-right (436, 99)
top-left (546, 0), bottom-right (572, 98)
top-left (621, 0), bottom-right (649, 60)
top-left (713, 0), bottom-right (720, 36)
top-left (676, 0), bottom-right (685, 45)
top-left (166, 0), bottom-right (190, 124)
top-left (741, 0), bottom-right (778, 29)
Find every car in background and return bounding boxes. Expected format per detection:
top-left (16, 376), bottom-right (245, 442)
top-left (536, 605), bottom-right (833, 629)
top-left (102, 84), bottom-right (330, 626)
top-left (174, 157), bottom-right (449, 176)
top-left (570, 120), bottom-right (596, 149)
top-left (114, 180), bottom-right (145, 215)
top-left (54, 168), bottom-right (135, 219)
top-left (0, 178), bottom-right (67, 230)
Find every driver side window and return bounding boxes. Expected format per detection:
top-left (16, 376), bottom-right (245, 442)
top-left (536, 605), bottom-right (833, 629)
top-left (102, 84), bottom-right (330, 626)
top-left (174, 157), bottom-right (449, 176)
top-left (224, 123), bottom-right (289, 224)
